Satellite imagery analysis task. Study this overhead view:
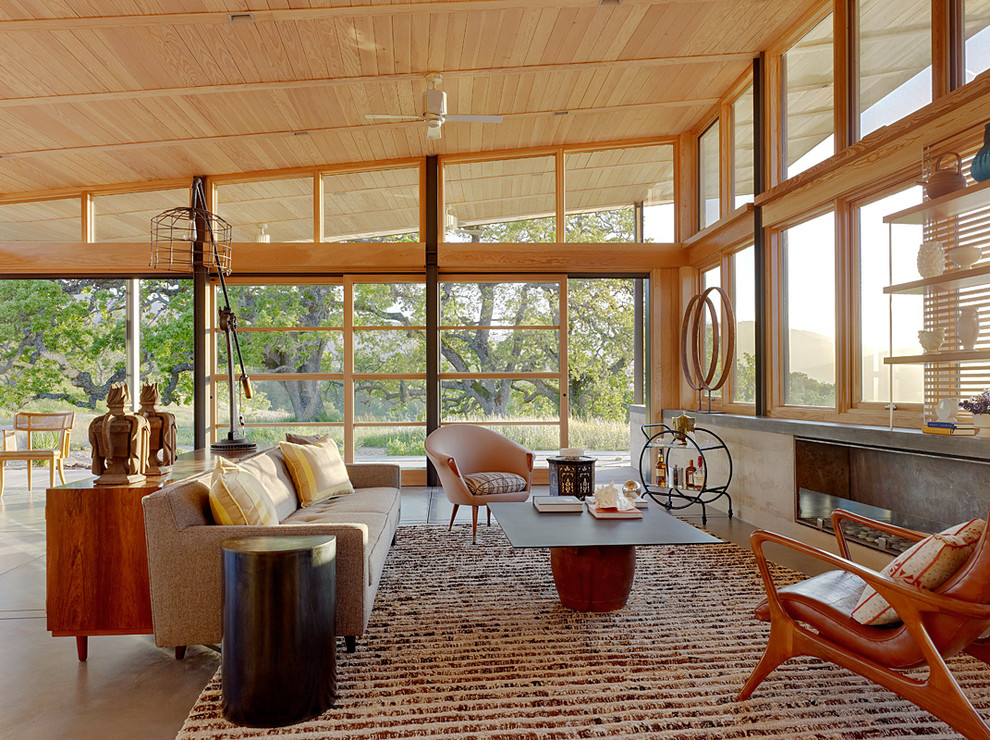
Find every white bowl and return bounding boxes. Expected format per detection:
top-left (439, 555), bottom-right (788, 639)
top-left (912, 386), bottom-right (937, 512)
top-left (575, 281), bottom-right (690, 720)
top-left (560, 447), bottom-right (584, 458)
top-left (948, 245), bottom-right (983, 270)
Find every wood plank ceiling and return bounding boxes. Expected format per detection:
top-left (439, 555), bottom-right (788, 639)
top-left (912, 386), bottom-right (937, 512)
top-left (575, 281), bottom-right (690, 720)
top-left (0, 0), bottom-right (823, 200)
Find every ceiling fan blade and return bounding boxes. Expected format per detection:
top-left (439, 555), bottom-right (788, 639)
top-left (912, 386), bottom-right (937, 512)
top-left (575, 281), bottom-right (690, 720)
top-left (365, 114), bottom-right (423, 121)
top-left (443, 114), bottom-right (503, 123)
top-left (426, 122), bottom-right (443, 141)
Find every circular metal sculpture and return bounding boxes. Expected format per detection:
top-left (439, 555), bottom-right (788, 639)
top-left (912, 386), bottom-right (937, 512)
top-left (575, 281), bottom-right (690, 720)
top-left (680, 286), bottom-right (735, 410)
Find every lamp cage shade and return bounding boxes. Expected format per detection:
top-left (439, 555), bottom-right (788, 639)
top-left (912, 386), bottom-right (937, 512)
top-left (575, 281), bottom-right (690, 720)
top-left (150, 206), bottom-right (232, 275)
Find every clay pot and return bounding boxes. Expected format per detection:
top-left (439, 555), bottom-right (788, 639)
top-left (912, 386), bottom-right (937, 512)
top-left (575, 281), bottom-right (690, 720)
top-left (924, 152), bottom-right (967, 199)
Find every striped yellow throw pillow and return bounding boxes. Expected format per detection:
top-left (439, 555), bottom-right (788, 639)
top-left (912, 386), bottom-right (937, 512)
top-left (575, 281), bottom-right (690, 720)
top-left (208, 457), bottom-right (279, 526)
top-left (279, 437), bottom-right (353, 507)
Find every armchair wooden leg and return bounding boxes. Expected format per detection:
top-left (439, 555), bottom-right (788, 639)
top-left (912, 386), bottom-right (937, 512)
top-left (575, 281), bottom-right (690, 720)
top-left (0, 462), bottom-right (5, 497)
top-left (49, 461), bottom-right (55, 489)
top-left (448, 504), bottom-right (459, 531)
top-left (175, 646), bottom-right (187, 660)
top-left (344, 636), bottom-right (356, 653)
top-left (738, 621), bottom-right (794, 700)
top-left (57, 459), bottom-right (66, 485)
top-left (26, 461), bottom-right (31, 491)
top-left (487, 505), bottom-right (491, 527)
top-left (472, 506), bottom-right (479, 544)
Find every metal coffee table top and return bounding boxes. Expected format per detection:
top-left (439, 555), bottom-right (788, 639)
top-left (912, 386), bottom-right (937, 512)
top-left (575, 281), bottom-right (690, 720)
top-left (488, 501), bottom-right (722, 548)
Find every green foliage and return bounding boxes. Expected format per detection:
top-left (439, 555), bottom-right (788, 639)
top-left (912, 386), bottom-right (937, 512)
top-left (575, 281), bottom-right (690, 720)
top-left (786, 370), bottom-right (835, 407)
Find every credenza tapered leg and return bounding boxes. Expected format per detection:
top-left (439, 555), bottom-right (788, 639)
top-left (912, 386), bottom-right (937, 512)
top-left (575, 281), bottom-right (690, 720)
top-left (76, 636), bottom-right (88, 661)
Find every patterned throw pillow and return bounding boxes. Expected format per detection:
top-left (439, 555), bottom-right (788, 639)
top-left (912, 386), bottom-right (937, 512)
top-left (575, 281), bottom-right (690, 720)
top-left (463, 471), bottom-right (528, 496)
top-left (279, 437), bottom-right (353, 507)
top-left (852, 518), bottom-right (985, 626)
top-left (208, 457), bottom-right (279, 526)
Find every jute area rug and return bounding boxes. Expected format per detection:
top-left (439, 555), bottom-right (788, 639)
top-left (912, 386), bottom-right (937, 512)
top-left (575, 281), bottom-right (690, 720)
top-left (177, 523), bottom-right (990, 739)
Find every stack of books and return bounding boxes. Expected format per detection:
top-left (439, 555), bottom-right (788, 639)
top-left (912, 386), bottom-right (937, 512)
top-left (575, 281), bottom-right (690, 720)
top-left (532, 495), bottom-right (584, 512)
top-left (922, 420), bottom-right (978, 436)
top-left (585, 501), bottom-right (643, 519)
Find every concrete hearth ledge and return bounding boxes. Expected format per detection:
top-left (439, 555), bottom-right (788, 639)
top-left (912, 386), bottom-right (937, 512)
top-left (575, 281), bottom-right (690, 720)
top-left (663, 411), bottom-right (990, 461)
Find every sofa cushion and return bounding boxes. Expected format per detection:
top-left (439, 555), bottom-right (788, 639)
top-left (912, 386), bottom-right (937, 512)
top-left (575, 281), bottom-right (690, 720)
top-left (852, 518), bottom-right (985, 626)
top-left (239, 449), bottom-right (298, 522)
top-left (280, 437), bottom-right (354, 507)
top-left (208, 457), bottom-right (279, 526)
top-left (463, 471), bottom-right (528, 496)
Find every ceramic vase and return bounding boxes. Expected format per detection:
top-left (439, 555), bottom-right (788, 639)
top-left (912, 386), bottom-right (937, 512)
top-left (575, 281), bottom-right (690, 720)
top-left (917, 240), bottom-right (945, 278)
top-left (971, 123), bottom-right (990, 183)
top-left (958, 307), bottom-right (981, 351)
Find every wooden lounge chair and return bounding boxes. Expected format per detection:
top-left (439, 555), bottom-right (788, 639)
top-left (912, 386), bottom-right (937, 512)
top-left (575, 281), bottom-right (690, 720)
top-left (740, 508), bottom-right (990, 740)
top-left (0, 411), bottom-right (74, 495)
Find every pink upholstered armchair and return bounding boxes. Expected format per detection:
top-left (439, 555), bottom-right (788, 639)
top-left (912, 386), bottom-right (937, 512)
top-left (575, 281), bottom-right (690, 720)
top-left (425, 424), bottom-right (534, 543)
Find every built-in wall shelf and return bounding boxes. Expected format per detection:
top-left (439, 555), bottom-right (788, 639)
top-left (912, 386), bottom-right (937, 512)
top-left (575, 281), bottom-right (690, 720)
top-left (884, 348), bottom-right (990, 364)
top-left (884, 263), bottom-right (990, 295)
top-left (884, 178), bottom-right (990, 225)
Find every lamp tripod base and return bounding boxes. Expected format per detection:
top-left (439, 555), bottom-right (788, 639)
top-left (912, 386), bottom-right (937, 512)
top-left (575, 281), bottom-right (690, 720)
top-left (211, 437), bottom-right (258, 453)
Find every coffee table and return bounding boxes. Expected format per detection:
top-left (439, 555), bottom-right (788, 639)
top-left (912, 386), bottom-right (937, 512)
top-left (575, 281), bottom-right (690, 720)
top-left (488, 501), bottom-right (721, 612)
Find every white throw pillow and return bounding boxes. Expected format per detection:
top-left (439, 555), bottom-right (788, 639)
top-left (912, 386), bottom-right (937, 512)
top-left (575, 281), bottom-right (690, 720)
top-left (851, 518), bottom-right (985, 626)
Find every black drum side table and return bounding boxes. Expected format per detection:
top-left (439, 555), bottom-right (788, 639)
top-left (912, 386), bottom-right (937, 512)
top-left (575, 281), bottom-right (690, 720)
top-left (547, 455), bottom-right (597, 499)
top-left (221, 535), bottom-right (337, 727)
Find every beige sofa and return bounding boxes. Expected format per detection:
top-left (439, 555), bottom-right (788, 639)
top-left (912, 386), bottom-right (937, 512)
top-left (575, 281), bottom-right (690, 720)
top-left (141, 446), bottom-right (400, 655)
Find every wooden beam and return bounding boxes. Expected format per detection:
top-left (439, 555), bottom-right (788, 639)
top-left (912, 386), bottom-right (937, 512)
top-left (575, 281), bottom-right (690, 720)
top-left (0, 241), bottom-right (427, 275)
top-left (438, 243), bottom-right (687, 273)
top-left (0, 100), bottom-right (719, 160)
top-left (684, 204), bottom-right (756, 265)
top-left (0, 1), bottom-right (723, 33)
top-left (0, 55), bottom-right (755, 110)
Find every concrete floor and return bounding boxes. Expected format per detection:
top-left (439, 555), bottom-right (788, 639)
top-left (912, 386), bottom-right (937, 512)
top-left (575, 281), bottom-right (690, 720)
top-left (0, 462), bottom-right (821, 740)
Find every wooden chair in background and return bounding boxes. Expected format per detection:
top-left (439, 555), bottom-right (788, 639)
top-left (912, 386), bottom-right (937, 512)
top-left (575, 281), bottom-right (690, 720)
top-left (740, 508), bottom-right (990, 740)
top-left (0, 411), bottom-right (75, 496)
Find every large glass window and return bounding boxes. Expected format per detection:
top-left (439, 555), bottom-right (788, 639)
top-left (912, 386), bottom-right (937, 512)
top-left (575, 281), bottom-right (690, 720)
top-left (858, 188), bottom-right (924, 405)
top-left (323, 166), bottom-right (419, 242)
top-left (732, 245), bottom-right (756, 404)
top-left (564, 145), bottom-right (675, 243)
top-left (0, 198), bottom-right (80, 241)
top-left (782, 212), bottom-right (836, 407)
top-left (784, 14), bottom-right (834, 179)
top-left (215, 177), bottom-right (314, 243)
top-left (567, 278), bottom-right (637, 461)
top-left (965, 0), bottom-right (990, 81)
top-left (352, 281), bottom-right (426, 464)
top-left (218, 284), bottom-right (345, 447)
top-left (444, 156), bottom-right (555, 242)
top-left (440, 279), bottom-right (562, 455)
top-left (699, 121), bottom-right (720, 229)
top-left (0, 279), bottom-right (126, 453)
top-left (858, 0), bottom-right (931, 138)
top-left (94, 188), bottom-right (188, 242)
top-left (733, 86), bottom-right (755, 208)
top-left (141, 278), bottom-right (194, 449)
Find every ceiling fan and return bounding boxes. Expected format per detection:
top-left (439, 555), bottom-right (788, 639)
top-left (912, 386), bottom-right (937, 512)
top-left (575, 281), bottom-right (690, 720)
top-left (365, 73), bottom-right (503, 140)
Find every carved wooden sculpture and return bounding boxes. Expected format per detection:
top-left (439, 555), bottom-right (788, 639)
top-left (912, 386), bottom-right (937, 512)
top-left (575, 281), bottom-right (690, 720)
top-left (89, 385), bottom-right (150, 485)
top-left (138, 382), bottom-right (177, 476)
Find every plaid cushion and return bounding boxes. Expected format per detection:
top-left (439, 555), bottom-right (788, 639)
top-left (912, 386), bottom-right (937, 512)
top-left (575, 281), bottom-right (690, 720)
top-left (463, 471), bottom-right (528, 496)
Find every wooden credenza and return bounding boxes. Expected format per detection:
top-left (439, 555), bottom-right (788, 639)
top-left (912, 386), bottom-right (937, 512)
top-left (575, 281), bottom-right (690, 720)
top-left (46, 448), bottom-right (249, 660)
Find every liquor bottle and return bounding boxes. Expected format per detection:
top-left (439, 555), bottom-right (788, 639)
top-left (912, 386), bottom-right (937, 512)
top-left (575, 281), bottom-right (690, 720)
top-left (685, 458), bottom-right (696, 489)
top-left (695, 456), bottom-right (704, 489)
top-left (654, 452), bottom-right (667, 488)
top-left (672, 465), bottom-right (680, 489)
